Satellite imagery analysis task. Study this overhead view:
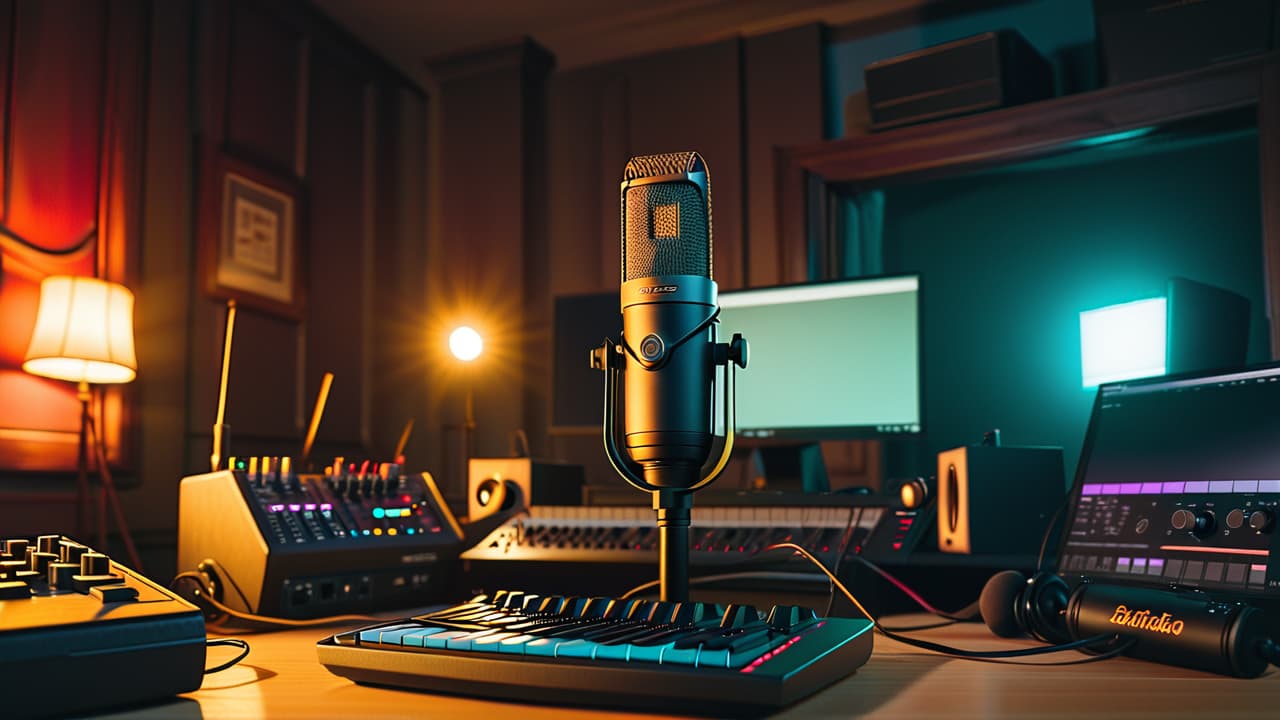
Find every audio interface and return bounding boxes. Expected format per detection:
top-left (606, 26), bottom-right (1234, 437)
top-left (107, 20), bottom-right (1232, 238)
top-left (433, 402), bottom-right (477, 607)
top-left (1058, 481), bottom-right (1278, 598)
top-left (178, 458), bottom-right (463, 619)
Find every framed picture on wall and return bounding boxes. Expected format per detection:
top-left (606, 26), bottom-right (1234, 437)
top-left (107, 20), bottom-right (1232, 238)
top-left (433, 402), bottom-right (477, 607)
top-left (199, 145), bottom-right (305, 320)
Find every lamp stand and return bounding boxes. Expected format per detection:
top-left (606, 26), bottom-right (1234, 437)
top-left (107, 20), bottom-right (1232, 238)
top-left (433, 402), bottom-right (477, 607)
top-left (77, 381), bottom-right (144, 571)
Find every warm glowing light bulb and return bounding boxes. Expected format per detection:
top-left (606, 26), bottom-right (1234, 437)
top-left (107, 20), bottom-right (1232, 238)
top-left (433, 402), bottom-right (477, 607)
top-left (449, 326), bottom-right (483, 362)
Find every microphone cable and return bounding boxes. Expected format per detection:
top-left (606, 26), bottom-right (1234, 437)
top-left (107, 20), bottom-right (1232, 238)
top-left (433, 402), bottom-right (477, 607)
top-left (763, 542), bottom-right (1132, 666)
top-left (170, 558), bottom-right (381, 633)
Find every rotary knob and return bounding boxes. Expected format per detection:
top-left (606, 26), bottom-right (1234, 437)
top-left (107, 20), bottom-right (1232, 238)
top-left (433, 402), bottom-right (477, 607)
top-left (1170, 509), bottom-right (1195, 531)
top-left (899, 477), bottom-right (929, 509)
top-left (1248, 509), bottom-right (1274, 533)
top-left (1192, 510), bottom-right (1216, 537)
top-left (1226, 509), bottom-right (1245, 530)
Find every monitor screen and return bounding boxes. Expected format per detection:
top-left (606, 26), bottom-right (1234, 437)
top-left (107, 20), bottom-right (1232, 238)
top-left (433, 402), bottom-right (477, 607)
top-left (717, 274), bottom-right (922, 440)
top-left (551, 291), bottom-right (620, 432)
top-left (1056, 363), bottom-right (1280, 599)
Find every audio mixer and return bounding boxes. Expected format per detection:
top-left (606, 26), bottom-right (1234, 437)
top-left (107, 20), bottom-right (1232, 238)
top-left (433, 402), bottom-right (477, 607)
top-left (178, 457), bottom-right (463, 619)
top-left (0, 534), bottom-right (206, 718)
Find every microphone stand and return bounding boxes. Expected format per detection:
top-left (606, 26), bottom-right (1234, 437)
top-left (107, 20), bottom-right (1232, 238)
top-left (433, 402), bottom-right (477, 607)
top-left (654, 488), bottom-right (693, 602)
top-left (597, 333), bottom-right (747, 603)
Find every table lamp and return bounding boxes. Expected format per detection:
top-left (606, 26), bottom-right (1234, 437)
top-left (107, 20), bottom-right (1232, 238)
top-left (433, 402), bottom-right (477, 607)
top-left (22, 275), bottom-right (143, 570)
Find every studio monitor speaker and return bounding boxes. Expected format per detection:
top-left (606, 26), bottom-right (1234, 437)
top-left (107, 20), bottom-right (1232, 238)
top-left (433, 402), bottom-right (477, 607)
top-left (468, 458), bottom-right (585, 520)
top-left (937, 444), bottom-right (1064, 554)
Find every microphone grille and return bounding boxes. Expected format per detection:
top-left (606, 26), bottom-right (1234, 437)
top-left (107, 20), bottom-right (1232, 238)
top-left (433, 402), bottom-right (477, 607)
top-left (979, 569), bottom-right (1029, 638)
top-left (621, 152), bottom-right (712, 282)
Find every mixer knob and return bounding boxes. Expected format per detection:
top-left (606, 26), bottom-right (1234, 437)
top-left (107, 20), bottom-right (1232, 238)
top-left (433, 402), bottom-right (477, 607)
top-left (1192, 510), bottom-right (1216, 537)
top-left (281, 457), bottom-right (300, 492)
top-left (3, 539), bottom-right (29, 559)
top-left (1170, 509), bottom-right (1195, 531)
top-left (29, 551), bottom-right (58, 574)
top-left (48, 561), bottom-right (78, 588)
top-left (1226, 509), bottom-right (1245, 530)
top-left (1248, 509), bottom-right (1274, 533)
top-left (80, 552), bottom-right (111, 576)
top-left (37, 535), bottom-right (62, 554)
top-left (60, 540), bottom-right (87, 564)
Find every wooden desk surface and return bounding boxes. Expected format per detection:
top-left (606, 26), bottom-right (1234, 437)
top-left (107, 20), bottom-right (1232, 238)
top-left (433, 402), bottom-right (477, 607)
top-left (98, 614), bottom-right (1279, 719)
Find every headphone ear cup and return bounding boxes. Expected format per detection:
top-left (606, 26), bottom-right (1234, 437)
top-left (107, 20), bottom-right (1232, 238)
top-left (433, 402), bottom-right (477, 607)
top-left (980, 570), bottom-right (1030, 638)
top-left (1018, 572), bottom-right (1072, 645)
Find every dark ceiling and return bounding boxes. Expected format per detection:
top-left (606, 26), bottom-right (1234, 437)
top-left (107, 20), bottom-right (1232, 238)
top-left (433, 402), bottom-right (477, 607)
top-left (310, 0), bottom-right (940, 84)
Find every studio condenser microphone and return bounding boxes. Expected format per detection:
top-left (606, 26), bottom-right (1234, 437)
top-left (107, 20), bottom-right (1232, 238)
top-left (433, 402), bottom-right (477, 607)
top-left (593, 151), bottom-right (747, 601)
top-left (981, 570), bottom-right (1280, 677)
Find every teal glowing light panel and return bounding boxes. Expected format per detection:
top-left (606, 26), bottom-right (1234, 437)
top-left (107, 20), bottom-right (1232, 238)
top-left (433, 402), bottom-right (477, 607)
top-left (1079, 297), bottom-right (1167, 388)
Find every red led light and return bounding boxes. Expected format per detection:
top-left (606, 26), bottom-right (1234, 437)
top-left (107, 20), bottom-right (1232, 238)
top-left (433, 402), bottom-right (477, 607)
top-left (739, 633), bottom-right (806, 673)
top-left (402, 494), bottom-right (412, 503)
top-left (892, 542), bottom-right (903, 550)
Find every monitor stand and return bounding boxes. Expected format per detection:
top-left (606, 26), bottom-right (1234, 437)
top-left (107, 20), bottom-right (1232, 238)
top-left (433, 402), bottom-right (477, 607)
top-left (751, 444), bottom-right (829, 493)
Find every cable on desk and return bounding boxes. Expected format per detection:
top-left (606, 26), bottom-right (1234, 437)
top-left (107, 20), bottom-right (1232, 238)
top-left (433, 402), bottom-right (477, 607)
top-left (764, 542), bottom-right (1130, 665)
top-left (618, 570), bottom-right (828, 600)
top-left (1036, 491), bottom-right (1073, 574)
top-left (205, 638), bottom-right (251, 674)
top-left (822, 505), bottom-right (862, 617)
top-left (171, 570), bottom-right (380, 632)
top-left (846, 554), bottom-right (981, 621)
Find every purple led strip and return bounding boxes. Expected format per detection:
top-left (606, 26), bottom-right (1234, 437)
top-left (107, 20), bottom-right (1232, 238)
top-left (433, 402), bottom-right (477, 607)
top-left (1080, 480), bottom-right (1280, 496)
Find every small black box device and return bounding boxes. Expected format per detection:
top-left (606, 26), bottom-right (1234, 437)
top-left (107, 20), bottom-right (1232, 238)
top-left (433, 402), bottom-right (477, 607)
top-left (863, 30), bottom-right (1053, 131)
top-left (468, 458), bottom-right (584, 520)
top-left (1094, 0), bottom-right (1278, 86)
top-left (937, 444), bottom-right (1064, 554)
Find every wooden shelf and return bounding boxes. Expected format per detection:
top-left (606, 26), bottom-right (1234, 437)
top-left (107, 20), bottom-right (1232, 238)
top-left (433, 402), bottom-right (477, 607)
top-left (775, 52), bottom-right (1280, 354)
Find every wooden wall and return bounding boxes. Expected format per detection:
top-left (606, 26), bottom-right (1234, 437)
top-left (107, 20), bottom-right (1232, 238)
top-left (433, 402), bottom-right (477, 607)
top-left (1, 3), bottom-right (873, 550)
top-left (0, 0), bottom-right (146, 480)
top-left (0, 0), bottom-right (430, 550)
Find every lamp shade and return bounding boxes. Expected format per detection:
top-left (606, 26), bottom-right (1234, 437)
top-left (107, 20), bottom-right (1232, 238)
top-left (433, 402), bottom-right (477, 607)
top-left (23, 275), bottom-right (137, 385)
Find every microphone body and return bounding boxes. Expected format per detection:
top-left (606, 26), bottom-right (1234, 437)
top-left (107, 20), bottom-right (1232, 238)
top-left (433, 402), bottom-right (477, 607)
top-left (621, 277), bottom-right (716, 483)
top-left (1067, 582), bottom-right (1271, 678)
top-left (619, 152), bottom-right (718, 489)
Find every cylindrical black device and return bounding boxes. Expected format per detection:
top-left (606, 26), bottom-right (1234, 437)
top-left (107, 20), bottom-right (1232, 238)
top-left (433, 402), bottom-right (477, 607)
top-left (619, 152), bottom-right (718, 490)
top-left (1067, 582), bottom-right (1271, 678)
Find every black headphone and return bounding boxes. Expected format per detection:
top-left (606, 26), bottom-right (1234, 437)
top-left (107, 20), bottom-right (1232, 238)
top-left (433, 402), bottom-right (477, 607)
top-left (979, 569), bottom-right (1073, 645)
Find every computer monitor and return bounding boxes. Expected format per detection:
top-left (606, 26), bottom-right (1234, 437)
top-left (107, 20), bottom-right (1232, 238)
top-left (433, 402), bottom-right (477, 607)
top-left (550, 275), bottom-right (923, 490)
top-left (717, 274), bottom-right (922, 490)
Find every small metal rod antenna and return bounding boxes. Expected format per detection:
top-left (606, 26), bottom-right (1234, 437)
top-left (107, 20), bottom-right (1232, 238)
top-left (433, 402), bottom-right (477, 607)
top-left (211, 300), bottom-right (237, 472)
top-left (301, 372), bottom-right (335, 468)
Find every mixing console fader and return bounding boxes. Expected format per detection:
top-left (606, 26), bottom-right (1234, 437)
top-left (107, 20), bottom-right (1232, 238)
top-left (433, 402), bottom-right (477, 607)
top-left (178, 457), bottom-right (463, 619)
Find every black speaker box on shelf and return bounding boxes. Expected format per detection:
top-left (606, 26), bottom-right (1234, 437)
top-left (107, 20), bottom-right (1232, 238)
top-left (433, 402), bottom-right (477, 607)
top-left (1094, 0), bottom-right (1278, 86)
top-left (936, 444), bottom-right (1064, 555)
top-left (863, 30), bottom-right (1053, 131)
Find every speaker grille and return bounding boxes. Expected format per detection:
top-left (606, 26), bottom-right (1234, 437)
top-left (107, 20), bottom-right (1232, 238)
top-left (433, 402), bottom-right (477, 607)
top-left (620, 152), bottom-right (713, 282)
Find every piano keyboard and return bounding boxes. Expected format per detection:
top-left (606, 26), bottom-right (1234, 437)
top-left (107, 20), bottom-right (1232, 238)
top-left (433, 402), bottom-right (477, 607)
top-left (317, 589), bottom-right (874, 713)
